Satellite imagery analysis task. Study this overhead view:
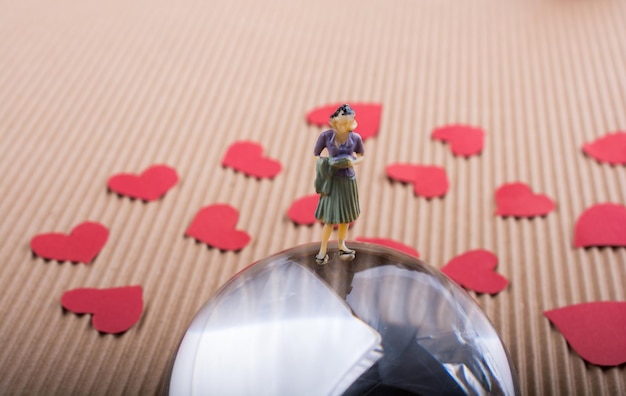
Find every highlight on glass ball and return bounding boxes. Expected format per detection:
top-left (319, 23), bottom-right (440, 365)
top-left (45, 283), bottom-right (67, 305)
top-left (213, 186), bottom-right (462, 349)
top-left (167, 242), bottom-right (519, 395)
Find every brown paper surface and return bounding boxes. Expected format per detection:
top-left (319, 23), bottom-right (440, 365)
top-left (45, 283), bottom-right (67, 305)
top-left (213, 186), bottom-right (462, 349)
top-left (1, 0), bottom-right (625, 394)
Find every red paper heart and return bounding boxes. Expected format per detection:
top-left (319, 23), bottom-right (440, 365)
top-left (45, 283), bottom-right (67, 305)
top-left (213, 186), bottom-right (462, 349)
top-left (31, 222), bottom-right (109, 264)
top-left (222, 141), bottom-right (282, 179)
top-left (185, 204), bottom-right (251, 251)
top-left (574, 203), bottom-right (626, 248)
top-left (582, 132), bottom-right (626, 165)
top-left (432, 124), bottom-right (485, 157)
top-left (61, 286), bottom-right (143, 334)
top-left (441, 249), bottom-right (508, 294)
top-left (495, 182), bottom-right (555, 218)
top-left (107, 164), bottom-right (178, 201)
top-left (356, 237), bottom-right (419, 258)
top-left (544, 302), bottom-right (626, 366)
top-left (386, 163), bottom-right (449, 198)
top-left (287, 194), bottom-right (319, 226)
top-left (306, 103), bottom-right (382, 141)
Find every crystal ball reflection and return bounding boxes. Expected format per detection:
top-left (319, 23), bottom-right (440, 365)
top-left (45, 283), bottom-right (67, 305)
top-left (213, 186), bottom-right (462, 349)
top-left (168, 242), bottom-right (519, 395)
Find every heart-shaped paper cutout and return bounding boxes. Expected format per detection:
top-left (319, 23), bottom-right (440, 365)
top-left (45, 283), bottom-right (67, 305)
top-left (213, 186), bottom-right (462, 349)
top-left (574, 203), bottom-right (626, 247)
top-left (495, 182), bottom-right (555, 218)
top-left (287, 194), bottom-right (319, 226)
top-left (356, 237), bottom-right (419, 258)
top-left (544, 301), bottom-right (626, 366)
top-left (185, 204), bottom-right (251, 251)
top-left (441, 249), bottom-right (508, 294)
top-left (386, 163), bottom-right (449, 198)
top-left (432, 124), bottom-right (485, 157)
top-left (107, 164), bottom-right (178, 201)
top-left (61, 286), bottom-right (143, 334)
top-left (582, 132), bottom-right (626, 165)
top-left (222, 141), bottom-right (282, 179)
top-left (31, 222), bottom-right (109, 264)
top-left (306, 103), bottom-right (382, 141)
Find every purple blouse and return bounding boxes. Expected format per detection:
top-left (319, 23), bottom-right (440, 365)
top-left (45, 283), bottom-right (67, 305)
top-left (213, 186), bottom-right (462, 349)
top-left (314, 130), bottom-right (365, 178)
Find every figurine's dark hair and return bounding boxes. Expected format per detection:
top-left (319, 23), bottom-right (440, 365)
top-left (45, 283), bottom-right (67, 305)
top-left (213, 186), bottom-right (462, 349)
top-left (330, 104), bottom-right (355, 120)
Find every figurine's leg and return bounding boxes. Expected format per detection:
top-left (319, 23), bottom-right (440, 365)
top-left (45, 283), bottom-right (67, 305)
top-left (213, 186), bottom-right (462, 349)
top-left (316, 223), bottom-right (333, 264)
top-left (337, 223), bottom-right (355, 261)
top-left (337, 223), bottom-right (353, 252)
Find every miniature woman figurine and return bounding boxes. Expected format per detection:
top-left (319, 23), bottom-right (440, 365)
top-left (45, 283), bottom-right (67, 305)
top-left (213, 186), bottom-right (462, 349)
top-left (313, 104), bottom-right (364, 264)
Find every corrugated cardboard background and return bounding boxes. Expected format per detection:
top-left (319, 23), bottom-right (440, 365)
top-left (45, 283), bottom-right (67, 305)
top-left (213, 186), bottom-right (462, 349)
top-left (1, 0), bottom-right (625, 394)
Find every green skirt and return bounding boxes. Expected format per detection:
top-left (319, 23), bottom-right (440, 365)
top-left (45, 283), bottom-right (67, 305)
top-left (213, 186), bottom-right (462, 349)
top-left (315, 176), bottom-right (360, 224)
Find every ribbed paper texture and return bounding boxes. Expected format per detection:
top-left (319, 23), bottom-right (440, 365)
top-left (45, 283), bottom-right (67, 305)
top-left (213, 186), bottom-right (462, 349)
top-left (1, 0), bottom-right (625, 394)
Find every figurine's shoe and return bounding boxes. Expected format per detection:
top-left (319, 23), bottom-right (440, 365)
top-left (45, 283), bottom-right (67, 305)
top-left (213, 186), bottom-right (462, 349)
top-left (338, 250), bottom-right (356, 262)
top-left (315, 254), bottom-right (329, 265)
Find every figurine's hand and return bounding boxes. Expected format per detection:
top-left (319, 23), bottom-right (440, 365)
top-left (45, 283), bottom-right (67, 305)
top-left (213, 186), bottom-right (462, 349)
top-left (351, 155), bottom-right (364, 165)
top-left (331, 157), bottom-right (352, 169)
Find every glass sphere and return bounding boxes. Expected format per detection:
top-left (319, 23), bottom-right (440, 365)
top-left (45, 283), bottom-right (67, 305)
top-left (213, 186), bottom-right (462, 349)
top-left (168, 242), bottom-right (519, 395)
